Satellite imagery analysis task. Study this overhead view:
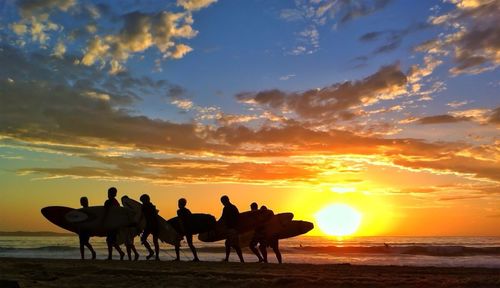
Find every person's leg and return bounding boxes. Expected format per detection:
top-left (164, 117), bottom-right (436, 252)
top-left (113, 243), bottom-right (125, 260)
top-left (249, 238), bottom-right (263, 262)
top-left (141, 231), bottom-right (154, 259)
top-left (133, 246), bottom-right (139, 261)
top-left (152, 235), bottom-right (160, 260)
top-left (79, 236), bottom-right (85, 260)
top-left (130, 243), bottom-right (139, 261)
top-left (85, 242), bottom-right (96, 260)
top-left (106, 236), bottom-right (113, 260)
top-left (230, 231), bottom-right (244, 263)
top-left (174, 243), bottom-right (181, 261)
top-left (126, 244), bottom-right (132, 261)
top-left (224, 239), bottom-right (230, 261)
top-left (80, 245), bottom-right (85, 259)
top-left (186, 234), bottom-right (199, 261)
top-left (271, 240), bottom-right (282, 264)
top-left (258, 241), bottom-right (268, 263)
top-left (234, 244), bottom-right (244, 263)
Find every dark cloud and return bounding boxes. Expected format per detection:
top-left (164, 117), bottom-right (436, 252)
top-left (358, 22), bottom-right (430, 56)
top-left (417, 115), bottom-right (471, 125)
top-left (0, 45), bottom-right (170, 104)
top-left (417, 1), bottom-right (500, 75)
top-left (0, 79), bottom-right (211, 153)
top-left (237, 63), bottom-right (407, 120)
top-left (488, 106), bottom-right (500, 124)
top-left (393, 155), bottom-right (500, 182)
top-left (340, 0), bottom-right (392, 24)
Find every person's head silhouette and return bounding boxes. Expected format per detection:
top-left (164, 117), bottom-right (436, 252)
top-left (220, 195), bottom-right (230, 206)
top-left (178, 198), bottom-right (187, 208)
top-left (80, 197), bottom-right (89, 208)
top-left (108, 187), bottom-right (117, 199)
top-left (140, 194), bottom-right (150, 204)
top-left (250, 202), bottom-right (258, 211)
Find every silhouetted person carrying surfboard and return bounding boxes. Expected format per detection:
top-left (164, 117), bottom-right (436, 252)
top-left (249, 202), bottom-right (265, 262)
top-left (104, 187), bottom-right (125, 260)
top-left (140, 194), bottom-right (160, 261)
top-left (78, 197), bottom-right (96, 260)
top-left (220, 195), bottom-right (244, 262)
top-left (259, 205), bottom-right (282, 264)
top-left (174, 198), bottom-right (200, 262)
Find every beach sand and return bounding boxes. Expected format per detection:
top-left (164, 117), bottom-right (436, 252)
top-left (1, 257), bottom-right (499, 288)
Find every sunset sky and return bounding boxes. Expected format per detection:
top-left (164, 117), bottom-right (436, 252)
top-left (0, 0), bottom-right (498, 236)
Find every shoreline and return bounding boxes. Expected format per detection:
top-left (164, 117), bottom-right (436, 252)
top-left (1, 257), bottom-right (499, 287)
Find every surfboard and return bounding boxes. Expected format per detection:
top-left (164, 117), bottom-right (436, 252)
top-left (198, 209), bottom-right (274, 242)
top-left (120, 197), bottom-right (181, 246)
top-left (275, 220), bottom-right (314, 240)
top-left (167, 214), bottom-right (216, 235)
top-left (41, 205), bottom-right (136, 237)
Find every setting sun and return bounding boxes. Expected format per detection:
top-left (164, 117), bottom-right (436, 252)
top-left (315, 204), bottom-right (362, 237)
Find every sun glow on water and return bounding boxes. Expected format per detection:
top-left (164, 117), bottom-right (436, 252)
top-left (315, 203), bottom-right (362, 237)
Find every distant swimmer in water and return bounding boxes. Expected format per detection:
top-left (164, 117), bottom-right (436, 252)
top-left (104, 187), bottom-right (125, 260)
top-left (78, 197), bottom-right (96, 260)
top-left (174, 198), bottom-right (200, 262)
top-left (249, 202), bottom-right (265, 262)
top-left (259, 205), bottom-right (282, 264)
top-left (220, 195), bottom-right (244, 262)
top-left (140, 194), bottom-right (160, 261)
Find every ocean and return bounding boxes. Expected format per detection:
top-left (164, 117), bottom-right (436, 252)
top-left (1, 235), bottom-right (499, 267)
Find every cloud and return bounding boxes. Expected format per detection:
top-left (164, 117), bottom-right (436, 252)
top-left (237, 63), bottom-right (407, 120)
top-left (315, 0), bottom-right (393, 25)
top-left (10, 0), bottom-right (76, 45)
top-left (447, 101), bottom-right (469, 108)
top-left (281, 0), bottom-right (393, 56)
top-left (416, 114), bottom-right (471, 125)
top-left (81, 11), bottom-right (197, 74)
top-left (393, 155), bottom-right (500, 182)
top-left (288, 26), bottom-right (320, 55)
top-left (488, 106), bottom-right (500, 125)
top-left (51, 40), bottom-right (66, 58)
top-left (7, 1), bottom-right (212, 74)
top-left (279, 74), bottom-right (296, 81)
top-left (359, 22), bottom-right (430, 56)
top-left (177, 0), bottom-right (217, 11)
top-left (417, 0), bottom-right (500, 75)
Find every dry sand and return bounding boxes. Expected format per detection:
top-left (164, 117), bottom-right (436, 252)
top-left (1, 257), bottom-right (499, 288)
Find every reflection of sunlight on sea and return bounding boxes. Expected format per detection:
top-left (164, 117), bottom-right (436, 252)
top-left (1, 235), bottom-right (499, 267)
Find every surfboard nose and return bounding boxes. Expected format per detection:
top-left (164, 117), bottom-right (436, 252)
top-left (302, 221), bottom-right (314, 233)
top-left (41, 206), bottom-right (75, 225)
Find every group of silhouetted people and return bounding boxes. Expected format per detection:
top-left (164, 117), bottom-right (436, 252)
top-left (78, 187), bottom-right (282, 263)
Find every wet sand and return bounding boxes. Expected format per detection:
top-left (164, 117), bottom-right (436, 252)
top-left (1, 257), bottom-right (499, 288)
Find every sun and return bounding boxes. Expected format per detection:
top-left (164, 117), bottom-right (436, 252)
top-left (315, 203), bottom-right (362, 237)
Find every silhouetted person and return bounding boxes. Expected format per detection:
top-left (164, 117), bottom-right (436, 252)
top-left (104, 187), bottom-right (124, 260)
top-left (174, 198), bottom-right (200, 261)
top-left (259, 205), bottom-right (282, 264)
top-left (249, 202), bottom-right (265, 262)
top-left (220, 195), bottom-right (244, 262)
top-left (78, 197), bottom-right (96, 260)
top-left (140, 194), bottom-right (160, 260)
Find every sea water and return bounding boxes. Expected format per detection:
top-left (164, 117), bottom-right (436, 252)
top-left (1, 235), bottom-right (499, 267)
